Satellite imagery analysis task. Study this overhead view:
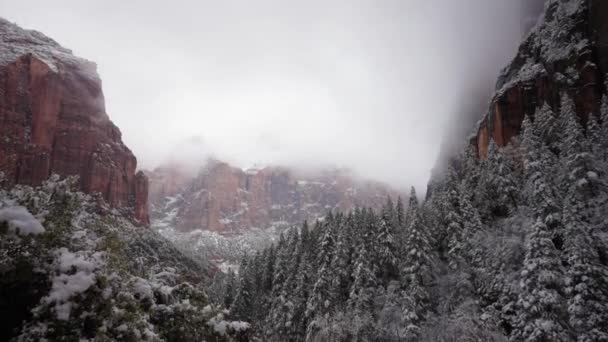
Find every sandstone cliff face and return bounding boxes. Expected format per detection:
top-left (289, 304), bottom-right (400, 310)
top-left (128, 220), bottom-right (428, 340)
top-left (473, 0), bottom-right (607, 158)
top-left (0, 19), bottom-right (149, 224)
top-left (145, 164), bottom-right (192, 205)
top-left (150, 161), bottom-right (403, 234)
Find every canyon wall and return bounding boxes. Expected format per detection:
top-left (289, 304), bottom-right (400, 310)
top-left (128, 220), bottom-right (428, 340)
top-left (473, 0), bottom-right (607, 158)
top-left (0, 18), bottom-right (149, 224)
top-left (149, 161), bottom-right (404, 234)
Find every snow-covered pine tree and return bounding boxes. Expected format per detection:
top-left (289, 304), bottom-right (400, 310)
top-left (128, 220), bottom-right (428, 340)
top-left (562, 136), bottom-right (608, 341)
top-left (534, 102), bottom-right (559, 153)
top-left (459, 186), bottom-right (484, 267)
top-left (224, 269), bottom-right (237, 308)
top-left (442, 166), bottom-right (467, 268)
top-left (300, 220), bottom-right (311, 253)
top-left (521, 115), bottom-right (561, 226)
top-left (287, 253), bottom-right (312, 342)
top-left (262, 245), bottom-right (276, 295)
top-left (348, 243), bottom-right (378, 313)
top-left (251, 251), bottom-right (264, 295)
top-left (511, 218), bottom-right (570, 342)
top-left (382, 196), bottom-right (395, 221)
top-left (404, 187), bottom-right (419, 229)
top-left (477, 139), bottom-right (519, 219)
top-left (285, 229), bottom-right (302, 294)
top-left (256, 245), bottom-right (276, 322)
top-left (305, 217), bottom-right (336, 322)
top-left (377, 281), bottom-right (406, 341)
top-left (330, 217), bottom-right (354, 306)
top-left (396, 196), bottom-right (405, 228)
top-left (346, 242), bottom-right (378, 341)
top-left (271, 233), bottom-right (288, 295)
top-left (558, 93), bottom-right (605, 222)
top-left (461, 144), bottom-right (481, 192)
top-left (399, 187), bottom-right (419, 259)
top-left (586, 112), bottom-right (602, 157)
top-left (376, 199), bottom-right (399, 284)
top-left (401, 200), bottom-right (435, 332)
top-left (231, 258), bottom-right (255, 322)
top-left (266, 228), bottom-right (301, 340)
top-left (562, 197), bottom-right (608, 341)
top-left (599, 94), bottom-right (608, 160)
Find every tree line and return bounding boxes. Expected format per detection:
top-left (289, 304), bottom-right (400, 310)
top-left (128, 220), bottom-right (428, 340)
top-left (209, 93), bottom-right (608, 342)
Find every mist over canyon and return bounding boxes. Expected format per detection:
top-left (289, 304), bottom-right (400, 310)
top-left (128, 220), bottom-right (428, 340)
top-left (0, 0), bottom-right (543, 191)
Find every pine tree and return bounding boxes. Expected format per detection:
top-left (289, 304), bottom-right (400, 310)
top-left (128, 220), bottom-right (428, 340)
top-left (559, 94), bottom-right (604, 221)
top-left (459, 187), bottom-right (484, 267)
top-left (330, 219), bottom-right (354, 306)
top-left (290, 251), bottom-right (314, 341)
top-left (266, 229), bottom-right (301, 340)
top-left (348, 244), bottom-right (378, 314)
top-left (232, 258), bottom-right (254, 321)
top-left (262, 245), bottom-right (276, 294)
top-left (562, 202), bottom-right (608, 342)
top-left (599, 94), bottom-right (608, 160)
top-left (396, 196), bottom-right (405, 228)
top-left (404, 187), bottom-right (419, 229)
top-left (305, 220), bottom-right (336, 321)
top-left (461, 144), bottom-right (481, 191)
top-left (300, 220), bottom-right (311, 252)
top-left (511, 218), bottom-right (570, 342)
top-left (562, 168), bottom-right (608, 341)
top-left (224, 269), bottom-right (237, 308)
top-left (586, 112), bottom-right (601, 157)
top-left (559, 94), bottom-right (589, 180)
top-left (534, 102), bottom-right (559, 152)
top-left (442, 167), bottom-right (466, 268)
top-left (376, 200), bottom-right (399, 283)
top-left (258, 245), bottom-right (276, 322)
top-left (477, 139), bottom-right (519, 218)
top-left (285, 228), bottom-right (302, 294)
top-left (377, 281), bottom-right (419, 342)
top-left (401, 207), bottom-right (434, 327)
top-left (382, 196), bottom-right (395, 220)
top-left (521, 115), bottom-right (560, 225)
top-left (347, 243), bottom-right (379, 341)
top-left (423, 190), bottom-right (446, 253)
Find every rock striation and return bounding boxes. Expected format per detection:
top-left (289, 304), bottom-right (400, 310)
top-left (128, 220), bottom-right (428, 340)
top-left (0, 18), bottom-right (149, 224)
top-left (473, 0), bottom-right (608, 158)
top-left (149, 160), bottom-right (404, 234)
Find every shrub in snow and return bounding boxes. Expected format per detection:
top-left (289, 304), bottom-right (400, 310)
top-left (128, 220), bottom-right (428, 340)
top-left (0, 205), bottom-right (45, 235)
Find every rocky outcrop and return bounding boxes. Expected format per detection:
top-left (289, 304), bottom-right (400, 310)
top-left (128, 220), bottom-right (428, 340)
top-left (150, 160), bottom-right (404, 234)
top-left (473, 0), bottom-right (607, 158)
top-left (0, 18), bottom-right (149, 224)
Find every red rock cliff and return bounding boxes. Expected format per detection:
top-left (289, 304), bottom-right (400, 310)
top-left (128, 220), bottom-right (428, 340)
top-left (0, 18), bottom-right (149, 224)
top-left (149, 160), bottom-right (404, 234)
top-left (473, 0), bottom-right (607, 158)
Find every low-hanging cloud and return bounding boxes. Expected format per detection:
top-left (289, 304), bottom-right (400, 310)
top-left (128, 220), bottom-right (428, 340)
top-left (1, 0), bottom-right (530, 191)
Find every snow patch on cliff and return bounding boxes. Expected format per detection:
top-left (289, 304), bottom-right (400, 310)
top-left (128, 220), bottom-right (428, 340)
top-left (0, 18), bottom-right (98, 78)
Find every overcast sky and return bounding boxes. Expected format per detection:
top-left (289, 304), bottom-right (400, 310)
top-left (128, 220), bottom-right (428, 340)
top-left (1, 0), bottom-right (526, 191)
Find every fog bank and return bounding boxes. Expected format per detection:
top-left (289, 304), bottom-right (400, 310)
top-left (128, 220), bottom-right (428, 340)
top-left (1, 0), bottom-right (535, 191)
